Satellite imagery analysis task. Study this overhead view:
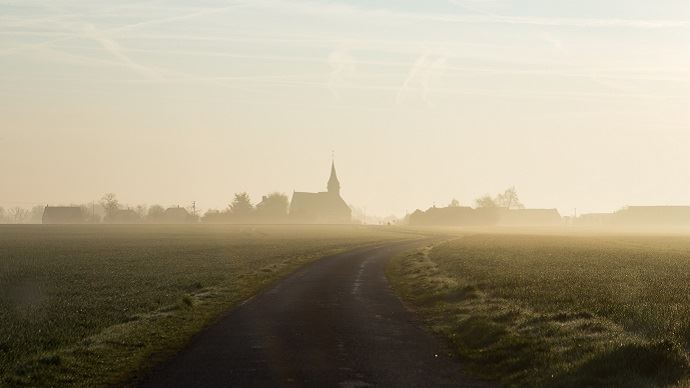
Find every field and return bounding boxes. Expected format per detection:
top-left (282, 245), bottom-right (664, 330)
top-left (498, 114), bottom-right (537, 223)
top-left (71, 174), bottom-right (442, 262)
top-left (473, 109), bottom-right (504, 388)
top-left (389, 233), bottom-right (690, 387)
top-left (0, 224), bottom-right (413, 386)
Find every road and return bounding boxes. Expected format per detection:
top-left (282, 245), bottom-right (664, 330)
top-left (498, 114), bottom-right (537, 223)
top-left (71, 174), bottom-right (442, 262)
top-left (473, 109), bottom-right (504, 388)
top-left (141, 239), bottom-right (485, 387)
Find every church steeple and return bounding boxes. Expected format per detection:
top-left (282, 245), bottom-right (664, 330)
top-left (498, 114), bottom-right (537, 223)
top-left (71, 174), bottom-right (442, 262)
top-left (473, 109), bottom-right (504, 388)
top-left (327, 160), bottom-right (341, 195)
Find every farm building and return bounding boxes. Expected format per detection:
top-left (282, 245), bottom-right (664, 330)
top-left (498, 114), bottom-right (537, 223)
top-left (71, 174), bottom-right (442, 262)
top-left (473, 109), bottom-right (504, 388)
top-left (162, 207), bottom-right (195, 223)
top-left (613, 206), bottom-right (690, 226)
top-left (408, 206), bottom-right (501, 226)
top-left (408, 206), bottom-right (562, 227)
top-left (42, 206), bottom-right (85, 224)
top-left (576, 213), bottom-right (614, 226)
top-left (108, 209), bottom-right (141, 224)
top-left (498, 208), bottom-right (562, 226)
top-left (289, 161), bottom-right (351, 224)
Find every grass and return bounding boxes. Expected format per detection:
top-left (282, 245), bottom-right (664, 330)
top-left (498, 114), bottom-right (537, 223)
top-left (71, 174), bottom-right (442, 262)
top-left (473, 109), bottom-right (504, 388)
top-left (388, 233), bottom-right (690, 386)
top-left (0, 224), bottom-right (412, 386)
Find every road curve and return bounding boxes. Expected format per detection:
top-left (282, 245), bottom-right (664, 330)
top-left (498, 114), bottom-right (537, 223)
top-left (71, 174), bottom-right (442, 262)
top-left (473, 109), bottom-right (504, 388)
top-left (141, 239), bottom-right (486, 388)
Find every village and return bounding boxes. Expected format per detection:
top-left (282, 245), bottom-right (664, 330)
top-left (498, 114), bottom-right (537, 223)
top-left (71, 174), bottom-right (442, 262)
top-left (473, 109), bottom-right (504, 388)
top-left (3, 160), bottom-right (690, 228)
top-left (21, 161), bottom-right (352, 225)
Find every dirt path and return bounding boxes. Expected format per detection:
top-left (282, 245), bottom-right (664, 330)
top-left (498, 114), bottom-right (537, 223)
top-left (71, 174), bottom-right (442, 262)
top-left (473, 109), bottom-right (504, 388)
top-left (141, 239), bottom-right (486, 387)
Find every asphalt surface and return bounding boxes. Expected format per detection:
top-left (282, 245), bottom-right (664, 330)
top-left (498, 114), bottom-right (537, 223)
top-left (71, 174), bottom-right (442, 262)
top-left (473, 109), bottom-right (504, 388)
top-left (141, 239), bottom-right (486, 388)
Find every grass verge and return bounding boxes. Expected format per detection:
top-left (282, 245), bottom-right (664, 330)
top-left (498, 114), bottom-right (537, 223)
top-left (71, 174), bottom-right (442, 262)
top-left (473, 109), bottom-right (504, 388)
top-left (387, 235), bottom-right (690, 386)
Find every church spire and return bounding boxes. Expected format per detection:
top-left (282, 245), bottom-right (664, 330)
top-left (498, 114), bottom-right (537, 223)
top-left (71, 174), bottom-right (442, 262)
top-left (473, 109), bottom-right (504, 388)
top-left (327, 158), bottom-right (341, 195)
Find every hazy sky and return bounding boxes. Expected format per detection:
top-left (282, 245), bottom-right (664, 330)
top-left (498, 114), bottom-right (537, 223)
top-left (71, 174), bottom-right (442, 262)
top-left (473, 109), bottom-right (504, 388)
top-left (3, 0), bottom-right (690, 217)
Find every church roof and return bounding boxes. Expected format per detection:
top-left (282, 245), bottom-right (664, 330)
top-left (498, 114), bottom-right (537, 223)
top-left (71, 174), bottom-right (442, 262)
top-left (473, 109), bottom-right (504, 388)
top-left (289, 159), bottom-right (350, 223)
top-left (290, 191), bottom-right (350, 223)
top-left (327, 161), bottom-right (340, 193)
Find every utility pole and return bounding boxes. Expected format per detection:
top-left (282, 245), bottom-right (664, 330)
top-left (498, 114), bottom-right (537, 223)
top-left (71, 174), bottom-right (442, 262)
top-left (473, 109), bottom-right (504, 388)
top-left (191, 201), bottom-right (197, 217)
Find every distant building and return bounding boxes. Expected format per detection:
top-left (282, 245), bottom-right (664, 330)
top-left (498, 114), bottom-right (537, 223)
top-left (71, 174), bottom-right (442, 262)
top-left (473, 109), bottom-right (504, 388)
top-left (613, 206), bottom-right (690, 226)
top-left (408, 206), bottom-right (500, 226)
top-left (575, 206), bottom-right (690, 227)
top-left (576, 212), bottom-right (614, 226)
top-left (289, 161), bottom-right (351, 224)
top-left (162, 206), bottom-right (195, 223)
top-left (408, 206), bottom-right (562, 227)
top-left (498, 208), bottom-right (562, 226)
top-left (42, 206), bottom-right (85, 224)
top-left (109, 209), bottom-right (141, 224)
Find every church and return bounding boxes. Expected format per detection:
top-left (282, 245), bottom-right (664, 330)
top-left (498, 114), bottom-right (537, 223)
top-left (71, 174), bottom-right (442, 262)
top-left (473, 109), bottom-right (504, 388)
top-left (289, 161), bottom-right (352, 224)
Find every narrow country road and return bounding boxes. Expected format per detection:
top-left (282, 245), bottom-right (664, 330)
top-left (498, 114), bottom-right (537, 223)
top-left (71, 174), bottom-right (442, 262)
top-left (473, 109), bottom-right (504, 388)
top-left (141, 239), bottom-right (486, 387)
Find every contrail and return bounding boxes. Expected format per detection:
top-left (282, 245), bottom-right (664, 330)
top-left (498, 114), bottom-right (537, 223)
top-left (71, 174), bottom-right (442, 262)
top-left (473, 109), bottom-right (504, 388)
top-left (421, 52), bottom-right (448, 106)
top-left (81, 23), bottom-right (164, 80)
top-left (327, 48), bottom-right (356, 100)
top-left (0, 1), bottom-right (248, 55)
top-left (397, 50), bottom-right (448, 106)
top-left (397, 52), bottom-right (431, 105)
top-left (252, 0), bottom-right (690, 29)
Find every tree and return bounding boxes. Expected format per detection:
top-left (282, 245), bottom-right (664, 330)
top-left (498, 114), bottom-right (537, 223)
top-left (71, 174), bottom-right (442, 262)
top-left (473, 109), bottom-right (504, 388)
top-left (80, 202), bottom-right (103, 224)
top-left (201, 209), bottom-right (223, 223)
top-left (100, 193), bottom-right (120, 219)
top-left (147, 205), bottom-right (165, 222)
top-left (495, 186), bottom-right (524, 209)
top-left (256, 192), bottom-right (289, 220)
top-left (0, 207), bottom-right (6, 223)
top-left (134, 204), bottom-right (148, 219)
top-left (229, 192), bottom-right (254, 218)
top-left (10, 207), bottom-right (29, 223)
top-left (29, 205), bottom-right (45, 223)
top-left (449, 198), bottom-right (461, 207)
top-left (475, 195), bottom-right (498, 208)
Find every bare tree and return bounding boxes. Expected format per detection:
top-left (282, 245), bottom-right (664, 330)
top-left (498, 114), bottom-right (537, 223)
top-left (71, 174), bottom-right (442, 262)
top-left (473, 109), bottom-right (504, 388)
top-left (100, 193), bottom-right (120, 220)
top-left (10, 207), bottom-right (30, 224)
top-left (495, 186), bottom-right (524, 209)
top-left (475, 195), bottom-right (498, 208)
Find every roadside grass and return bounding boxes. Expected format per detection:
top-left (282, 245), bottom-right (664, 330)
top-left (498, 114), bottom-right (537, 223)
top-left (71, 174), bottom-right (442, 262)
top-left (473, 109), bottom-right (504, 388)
top-left (388, 234), bottom-right (690, 386)
top-left (0, 224), bottom-right (412, 386)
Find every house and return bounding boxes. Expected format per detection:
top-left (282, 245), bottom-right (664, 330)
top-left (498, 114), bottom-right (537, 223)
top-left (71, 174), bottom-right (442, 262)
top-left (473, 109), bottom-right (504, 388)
top-left (408, 206), bottom-right (501, 226)
top-left (162, 206), bottom-right (195, 223)
top-left (42, 206), bottom-right (85, 224)
top-left (289, 161), bottom-right (351, 224)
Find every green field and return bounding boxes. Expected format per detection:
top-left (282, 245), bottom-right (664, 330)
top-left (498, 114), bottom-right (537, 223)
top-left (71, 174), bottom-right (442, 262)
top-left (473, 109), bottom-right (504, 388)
top-left (389, 233), bottom-right (690, 387)
top-left (0, 224), bottom-right (412, 386)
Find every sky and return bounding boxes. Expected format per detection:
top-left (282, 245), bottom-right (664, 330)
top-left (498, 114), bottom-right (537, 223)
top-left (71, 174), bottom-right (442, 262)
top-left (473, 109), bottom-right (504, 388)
top-left (2, 0), bottom-right (690, 217)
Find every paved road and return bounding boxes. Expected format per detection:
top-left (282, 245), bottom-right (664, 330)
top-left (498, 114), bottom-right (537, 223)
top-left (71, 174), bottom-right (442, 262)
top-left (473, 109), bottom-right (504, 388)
top-left (142, 239), bottom-right (485, 387)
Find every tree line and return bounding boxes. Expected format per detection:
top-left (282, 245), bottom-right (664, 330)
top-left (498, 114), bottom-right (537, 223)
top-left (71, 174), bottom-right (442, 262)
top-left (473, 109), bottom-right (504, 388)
top-left (0, 191), bottom-right (292, 224)
top-left (406, 187), bottom-right (530, 227)
top-left (0, 206), bottom-right (45, 224)
top-left (444, 186), bottom-right (525, 210)
top-left (201, 192), bottom-right (290, 223)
